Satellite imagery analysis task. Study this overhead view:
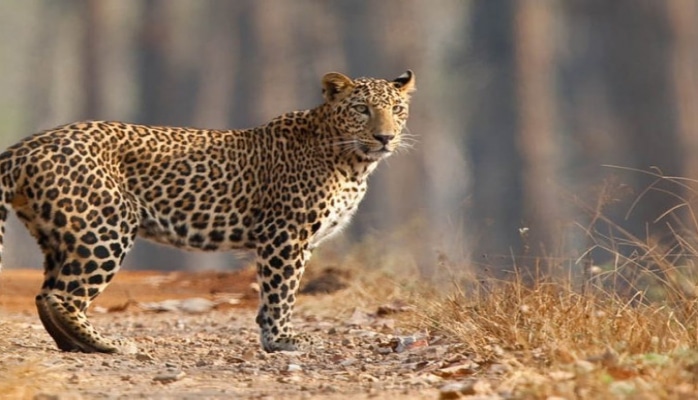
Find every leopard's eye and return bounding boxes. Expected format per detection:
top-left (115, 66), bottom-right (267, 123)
top-left (392, 104), bottom-right (405, 114)
top-left (353, 104), bottom-right (369, 115)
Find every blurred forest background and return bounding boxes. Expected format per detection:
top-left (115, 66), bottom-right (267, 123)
top-left (0, 0), bottom-right (697, 278)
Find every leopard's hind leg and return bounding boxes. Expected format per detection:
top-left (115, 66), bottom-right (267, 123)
top-left (35, 247), bottom-right (138, 353)
top-left (19, 189), bottom-right (140, 353)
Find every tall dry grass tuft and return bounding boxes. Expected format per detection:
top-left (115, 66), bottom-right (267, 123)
top-left (419, 274), bottom-right (698, 360)
top-left (418, 169), bottom-right (698, 356)
top-left (390, 169), bottom-right (698, 397)
top-left (410, 259), bottom-right (698, 397)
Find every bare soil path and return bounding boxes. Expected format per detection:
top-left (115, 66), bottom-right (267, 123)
top-left (0, 269), bottom-right (451, 399)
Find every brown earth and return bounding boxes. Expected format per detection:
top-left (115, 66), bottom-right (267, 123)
top-left (0, 268), bottom-right (456, 400)
top-left (0, 268), bottom-right (261, 314)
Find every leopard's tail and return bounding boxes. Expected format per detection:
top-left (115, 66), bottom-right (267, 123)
top-left (0, 204), bottom-right (6, 274)
top-left (0, 178), bottom-right (9, 274)
top-left (0, 143), bottom-right (29, 275)
top-left (0, 145), bottom-right (36, 275)
top-left (0, 155), bottom-right (17, 274)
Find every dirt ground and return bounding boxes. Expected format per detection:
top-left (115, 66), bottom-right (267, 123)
top-left (0, 268), bottom-right (470, 400)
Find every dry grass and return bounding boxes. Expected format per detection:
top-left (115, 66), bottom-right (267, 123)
top-left (412, 272), bottom-right (698, 398)
top-left (391, 171), bottom-right (698, 399)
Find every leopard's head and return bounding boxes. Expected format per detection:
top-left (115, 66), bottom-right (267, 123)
top-left (322, 70), bottom-right (416, 162)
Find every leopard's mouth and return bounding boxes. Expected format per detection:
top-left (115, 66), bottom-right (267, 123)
top-left (359, 145), bottom-right (392, 161)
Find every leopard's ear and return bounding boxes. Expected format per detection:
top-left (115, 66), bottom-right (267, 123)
top-left (322, 72), bottom-right (354, 102)
top-left (393, 70), bottom-right (415, 94)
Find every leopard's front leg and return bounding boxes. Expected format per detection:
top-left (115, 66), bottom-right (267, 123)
top-left (255, 233), bottom-right (314, 352)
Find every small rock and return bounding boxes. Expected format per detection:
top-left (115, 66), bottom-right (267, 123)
top-left (574, 359), bottom-right (596, 373)
top-left (140, 299), bottom-right (180, 312)
top-left (548, 370), bottom-right (575, 381)
top-left (179, 297), bottom-right (216, 314)
top-left (488, 363), bottom-right (510, 375)
top-left (360, 373), bottom-right (379, 382)
top-left (32, 394), bottom-right (60, 400)
top-left (287, 363), bottom-right (303, 372)
top-left (153, 370), bottom-right (186, 384)
top-left (242, 349), bottom-right (257, 362)
top-left (377, 318), bottom-right (395, 330)
top-left (420, 345), bottom-right (449, 359)
top-left (437, 361), bottom-right (479, 378)
top-left (279, 350), bottom-right (304, 357)
top-left (376, 300), bottom-right (412, 316)
top-left (439, 379), bottom-right (492, 399)
top-left (91, 306), bottom-right (108, 314)
top-left (346, 309), bottom-right (373, 326)
top-left (277, 375), bottom-right (302, 384)
top-left (391, 335), bottom-right (429, 353)
top-left (195, 359), bottom-right (209, 367)
top-left (136, 352), bottom-right (155, 362)
top-left (439, 382), bottom-right (466, 399)
top-left (422, 374), bottom-right (443, 384)
top-left (463, 379), bottom-right (492, 395)
top-left (405, 373), bottom-right (441, 387)
top-left (347, 329), bottom-right (379, 338)
top-left (340, 357), bottom-right (357, 367)
top-left (609, 380), bottom-right (636, 396)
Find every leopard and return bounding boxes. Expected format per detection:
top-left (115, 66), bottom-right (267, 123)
top-left (0, 70), bottom-right (415, 354)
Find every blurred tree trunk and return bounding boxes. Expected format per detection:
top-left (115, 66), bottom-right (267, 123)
top-left (83, 0), bottom-right (102, 118)
top-left (136, 0), bottom-right (174, 126)
top-left (192, 2), bottom-right (238, 129)
top-left (24, 5), bottom-right (54, 132)
top-left (465, 0), bottom-right (524, 266)
top-left (598, 2), bottom-right (679, 242)
top-left (411, 1), bottom-right (471, 270)
top-left (513, 1), bottom-right (561, 262)
top-left (96, 1), bottom-right (140, 121)
top-left (295, 1), bottom-right (347, 82)
top-left (666, 1), bottom-right (698, 217)
top-left (336, 1), bottom-right (381, 75)
top-left (248, 1), bottom-right (298, 122)
top-left (231, 2), bottom-right (257, 128)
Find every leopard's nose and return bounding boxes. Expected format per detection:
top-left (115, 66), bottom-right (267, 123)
top-left (373, 134), bottom-right (394, 145)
